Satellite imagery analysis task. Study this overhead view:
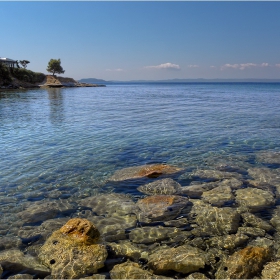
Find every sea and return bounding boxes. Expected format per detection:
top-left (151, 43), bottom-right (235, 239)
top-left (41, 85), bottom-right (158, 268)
top-left (0, 82), bottom-right (280, 276)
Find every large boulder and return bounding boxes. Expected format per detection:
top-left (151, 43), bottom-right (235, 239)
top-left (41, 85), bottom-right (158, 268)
top-left (148, 244), bottom-right (206, 274)
top-left (38, 218), bottom-right (107, 279)
top-left (216, 246), bottom-right (271, 279)
top-left (137, 178), bottom-right (182, 195)
top-left (109, 164), bottom-right (182, 181)
top-left (136, 195), bottom-right (189, 223)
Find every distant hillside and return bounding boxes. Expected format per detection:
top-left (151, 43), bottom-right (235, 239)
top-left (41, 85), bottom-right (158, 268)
top-left (79, 78), bottom-right (110, 84)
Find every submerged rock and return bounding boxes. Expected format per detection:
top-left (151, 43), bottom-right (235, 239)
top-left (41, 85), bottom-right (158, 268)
top-left (137, 178), bottom-right (182, 195)
top-left (215, 246), bottom-right (271, 279)
top-left (237, 226), bottom-right (266, 238)
top-left (180, 182), bottom-right (220, 198)
top-left (190, 169), bottom-right (243, 181)
top-left (0, 236), bottom-right (22, 250)
top-left (110, 261), bottom-right (169, 279)
top-left (38, 218), bottom-right (107, 279)
top-left (270, 206), bottom-right (280, 232)
top-left (201, 185), bottom-right (235, 206)
top-left (248, 167), bottom-right (280, 186)
top-left (206, 233), bottom-right (249, 251)
top-left (136, 195), bottom-right (189, 223)
top-left (148, 244), bottom-right (206, 274)
top-left (0, 264), bottom-right (3, 278)
top-left (0, 249), bottom-right (50, 278)
top-left (256, 151), bottom-right (280, 164)
top-left (128, 226), bottom-right (181, 244)
top-left (80, 193), bottom-right (137, 217)
top-left (8, 274), bottom-right (33, 279)
top-left (109, 164), bottom-right (182, 181)
top-left (17, 200), bottom-right (75, 224)
top-left (241, 212), bottom-right (274, 232)
top-left (261, 261), bottom-right (280, 279)
top-left (107, 241), bottom-right (145, 261)
top-left (185, 272), bottom-right (209, 279)
top-left (190, 202), bottom-right (240, 236)
top-left (235, 187), bottom-right (275, 212)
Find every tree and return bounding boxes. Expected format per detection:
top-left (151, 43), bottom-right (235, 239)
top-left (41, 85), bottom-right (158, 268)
top-left (19, 60), bottom-right (30, 69)
top-left (46, 59), bottom-right (65, 76)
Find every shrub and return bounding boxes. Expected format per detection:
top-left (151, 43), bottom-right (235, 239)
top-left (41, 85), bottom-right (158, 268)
top-left (11, 68), bottom-right (45, 84)
top-left (0, 62), bottom-right (12, 84)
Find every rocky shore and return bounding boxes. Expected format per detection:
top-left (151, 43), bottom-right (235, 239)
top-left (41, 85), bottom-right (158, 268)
top-left (0, 75), bottom-right (105, 91)
top-left (1, 152), bottom-right (280, 279)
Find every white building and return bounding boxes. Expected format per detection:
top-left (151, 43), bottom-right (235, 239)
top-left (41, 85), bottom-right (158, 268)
top-left (0, 57), bottom-right (17, 68)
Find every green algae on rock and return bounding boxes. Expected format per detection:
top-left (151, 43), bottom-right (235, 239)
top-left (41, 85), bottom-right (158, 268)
top-left (38, 218), bottom-right (107, 279)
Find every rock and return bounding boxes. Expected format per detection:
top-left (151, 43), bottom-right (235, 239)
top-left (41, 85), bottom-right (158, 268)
top-left (241, 212), bottom-right (274, 232)
top-left (38, 218), bottom-right (107, 279)
top-left (109, 164), bottom-right (182, 181)
top-left (180, 182), bottom-right (220, 198)
top-left (235, 187), bottom-right (275, 212)
top-left (261, 261), bottom-right (280, 279)
top-left (110, 261), bottom-right (170, 279)
top-left (237, 226), bottom-right (266, 237)
top-left (218, 178), bottom-right (244, 189)
top-left (257, 151), bottom-right (280, 164)
top-left (108, 241), bottom-right (145, 261)
top-left (185, 272), bottom-right (209, 279)
top-left (128, 226), bottom-right (181, 244)
top-left (248, 167), bottom-right (280, 186)
top-left (137, 178), bottom-right (182, 195)
top-left (136, 195), bottom-right (189, 223)
top-left (190, 202), bottom-right (240, 236)
top-left (17, 200), bottom-right (76, 224)
top-left (8, 274), bottom-right (33, 279)
top-left (148, 244), bottom-right (206, 274)
top-left (215, 246), bottom-right (271, 279)
top-left (0, 236), bottom-right (22, 250)
top-left (0, 264), bottom-right (3, 278)
top-left (249, 237), bottom-right (275, 249)
top-left (201, 185), bottom-right (235, 206)
top-left (163, 217), bottom-right (189, 227)
top-left (190, 169), bottom-right (243, 181)
top-left (270, 206), bottom-right (280, 232)
top-left (89, 214), bottom-right (137, 236)
top-left (0, 249), bottom-right (50, 278)
top-left (206, 233), bottom-right (249, 251)
top-left (80, 274), bottom-right (108, 279)
top-left (80, 193), bottom-right (137, 217)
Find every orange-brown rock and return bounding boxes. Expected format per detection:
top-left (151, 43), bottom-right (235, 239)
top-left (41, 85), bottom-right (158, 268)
top-left (38, 218), bottom-right (107, 278)
top-left (216, 246), bottom-right (272, 279)
top-left (109, 164), bottom-right (182, 181)
top-left (137, 195), bottom-right (188, 222)
top-left (59, 218), bottom-right (100, 244)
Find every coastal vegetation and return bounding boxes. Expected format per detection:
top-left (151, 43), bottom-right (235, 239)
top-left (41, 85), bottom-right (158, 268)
top-left (46, 58), bottom-right (65, 76)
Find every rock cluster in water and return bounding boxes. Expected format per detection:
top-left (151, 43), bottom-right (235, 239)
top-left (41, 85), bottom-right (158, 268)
top-left (1, 158), bottom-right (280, 279)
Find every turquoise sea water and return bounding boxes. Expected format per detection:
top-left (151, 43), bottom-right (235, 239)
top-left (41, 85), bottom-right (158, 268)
top-left (1, 83), bottom-right (280, 198)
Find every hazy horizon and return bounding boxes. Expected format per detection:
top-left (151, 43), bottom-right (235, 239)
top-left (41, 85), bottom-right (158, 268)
top-left (1, 2), bottom-right (280, 81)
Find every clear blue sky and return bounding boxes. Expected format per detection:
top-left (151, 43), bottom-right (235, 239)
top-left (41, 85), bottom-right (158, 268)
top-left (1, 1), bottom-right (280, 80)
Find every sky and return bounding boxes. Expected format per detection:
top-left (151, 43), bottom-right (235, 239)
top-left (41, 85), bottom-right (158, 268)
top-left (1, 1), bottom-right (280, 81)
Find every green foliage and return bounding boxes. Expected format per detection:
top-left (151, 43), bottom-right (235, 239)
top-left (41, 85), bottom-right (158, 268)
top-left (11, 68), bottom-right (45, 83)
top-left (19, 60), bottom-right (30, 69)
top-left (0, 62), bottom-right (12, 84)
top-left (46, 59), bottom-right (65, 76)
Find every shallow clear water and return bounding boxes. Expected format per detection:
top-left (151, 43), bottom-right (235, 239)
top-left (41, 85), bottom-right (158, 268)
top-left (1, 83), bottom-right (280, 197)
top-left (1, 83), bottom-right (280, 276)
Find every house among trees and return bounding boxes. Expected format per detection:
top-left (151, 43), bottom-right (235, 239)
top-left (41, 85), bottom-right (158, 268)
top-left (0, 57), bottom-right (18, 68)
